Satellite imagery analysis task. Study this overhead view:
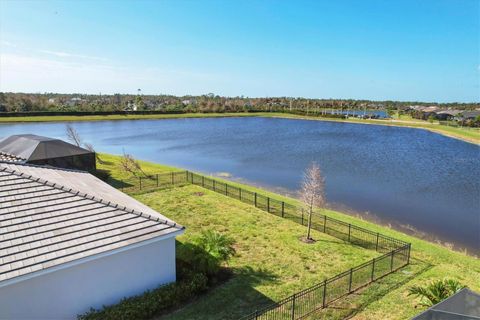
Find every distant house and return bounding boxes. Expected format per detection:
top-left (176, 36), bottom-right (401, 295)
top-left (66, 97), bottom-right (82, 107)
top-left (0, 162), bottom-right (184, 319)
top-left (0, 134), bottom-right (96, 171)
top-left (460, 110), bottom-right (480, 120)
top-left (436, 110), bottom-right (463, 121)
top-left (410, 106), bottom-right (440, 120)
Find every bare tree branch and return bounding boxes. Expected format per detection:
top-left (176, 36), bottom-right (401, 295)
top-left (65, 124), bottom-right (82, 147)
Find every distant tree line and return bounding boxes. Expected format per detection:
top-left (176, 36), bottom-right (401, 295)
top-left (0, 92), bottom-right (478, 114)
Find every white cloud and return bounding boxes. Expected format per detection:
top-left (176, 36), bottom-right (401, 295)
top-left (39, 50), bottom-right (108, 61)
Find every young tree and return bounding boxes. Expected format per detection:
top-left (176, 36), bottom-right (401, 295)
top-left (300, 162), bottom-right (326, 241)
top-left (65, 124), bottom-right (82, 147)
top-left (119, 150), bottom-right (147, 177)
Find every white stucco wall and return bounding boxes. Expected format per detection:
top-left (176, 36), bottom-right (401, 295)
top-left (0, 235), bottom-right (178, 320)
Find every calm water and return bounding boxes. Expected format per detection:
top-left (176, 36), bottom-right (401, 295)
top-left (1, 117), bottom-right (479, 254)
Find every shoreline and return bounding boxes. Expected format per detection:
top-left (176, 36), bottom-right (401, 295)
top-left (0, 111), bottom-right (478, 145)
top-left (206, 170), bottom-right (477, 256)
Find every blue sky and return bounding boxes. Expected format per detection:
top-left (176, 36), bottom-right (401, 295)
top-left (0, 0), bottom-right (478, 102)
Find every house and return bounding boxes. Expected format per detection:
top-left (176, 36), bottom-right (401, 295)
top-left (435, 109), bottom-right (463, 121)
top-left (0, 162), bottom-right (184, 319)
top-left (66, 97), bottom-right (82, 107)
top-left (411, 288), bottom-right (480, 319)
top-left (0, 134), bottom-right (96, 171)
top-left (460, 110), bottom-right (480, 120)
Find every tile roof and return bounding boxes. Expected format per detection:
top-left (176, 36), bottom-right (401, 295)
top-left (0, 162), bottom-right (184, 283)
top-left (0, 152), bottom-right (25, 163)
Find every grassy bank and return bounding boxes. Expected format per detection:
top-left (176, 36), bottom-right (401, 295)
top-left (1, 111), bottom-right (478, 144)
top-left (98, 154), bottom-right (480, 320)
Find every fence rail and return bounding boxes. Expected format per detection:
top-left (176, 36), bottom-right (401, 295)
top-left (111, 170), bottom-right (411, 319)
top-left (115, 171), bottom-right (189, 192)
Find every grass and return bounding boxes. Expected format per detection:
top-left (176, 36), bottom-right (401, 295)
top-left (98, 154), bottom-right (480, 320)
top-left (1, 111), bottom-right (478, 144)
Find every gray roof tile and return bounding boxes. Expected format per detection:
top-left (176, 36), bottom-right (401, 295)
top-left (0, 162), bottom-right (183, 283)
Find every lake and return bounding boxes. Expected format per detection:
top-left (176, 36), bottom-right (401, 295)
top-left (1, 117), bottom-right (478, 254)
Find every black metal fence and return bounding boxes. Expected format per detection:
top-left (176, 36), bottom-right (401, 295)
top-left (240, 244), bottom-right (410, 320)
top-left (117, 171), bottom-right (188, 192)
top-left (113, 170), bottom-right (411, 319)
top-left (185, 171), bottom-right (409, 253)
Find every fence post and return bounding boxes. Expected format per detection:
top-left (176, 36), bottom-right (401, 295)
top-left (371, 258), bottom-right (375, 282)
top-left (301, 209), bottom-right (304, 225)
top-left (254, 310), bottom-right (259, 320)
top-left (225, 183), bottom-right (228, 195)
top-left (254, 192), bottom-right (257, 207)
top-left (171, 172), bottom-right (174, 185)
top-left (348, 224), bottom-right (351, 242)
top-left (281, 202), bottom-right (285, 217)
top-left (139, 177), bottom-right (142, 190)
top-left (407, 244), bottom-right (411, 265)
top-left (348, 268), bottom-right (353, 293)
top-left (267, 197), bottom-right (270, 212)
top-left (202, 176), bottom-right (205, 187)
top-left (291, 293), bottom-right (296, 320)
top-left (323, 215), bottom-right (327, 233)
top-left (156, 174), bottom-right (159, 187)
top-left (390, 250), bottom-right (395, 271)
top-left (322, 279), bottom-right (327, 308)
top-left (375, 233), bottom-right (380, 251)
top-left (239, 188), bottom-right (242, 200)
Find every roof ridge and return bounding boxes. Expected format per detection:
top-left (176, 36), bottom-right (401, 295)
top-left (0, 166), bottom-right (183, 230)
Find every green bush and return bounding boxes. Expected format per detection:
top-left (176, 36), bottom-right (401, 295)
top-left (408, 278), bottom-right (465, 307)
top-left (177, 230), bottom-right (236, 276)
top-left (77, 267), bottom-right (208, 320)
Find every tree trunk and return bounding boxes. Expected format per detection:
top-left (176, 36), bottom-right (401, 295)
top-left (307, 206), bottom-right (313, 240)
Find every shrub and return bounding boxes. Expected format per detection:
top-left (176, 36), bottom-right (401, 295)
top-left (77, 265), bottom-right (208, 320)
top-left (177, 231), bottom-right (236, 276)
top-left (408, 278), bottom-right (465, 307)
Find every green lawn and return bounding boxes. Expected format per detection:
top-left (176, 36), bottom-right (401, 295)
top-left (1, 111), bottom-right (478, 144)
top-left (98, 154), bottom-right (480, 320)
